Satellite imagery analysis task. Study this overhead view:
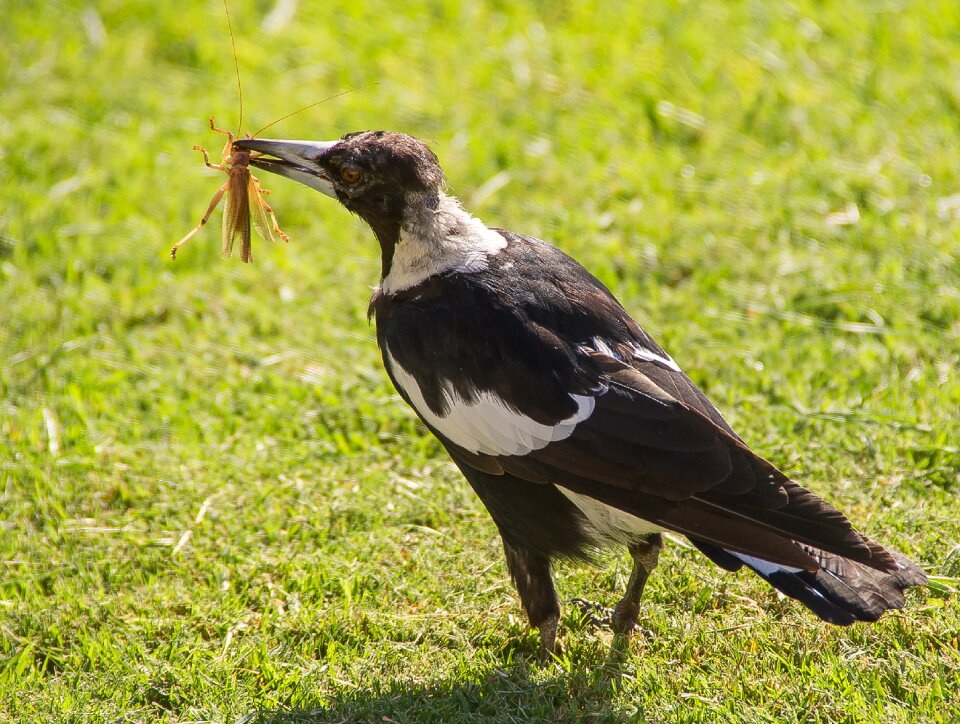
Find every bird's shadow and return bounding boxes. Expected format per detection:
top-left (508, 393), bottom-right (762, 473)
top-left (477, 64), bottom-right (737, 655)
top-left (235, 635), bottom-right (637, 723)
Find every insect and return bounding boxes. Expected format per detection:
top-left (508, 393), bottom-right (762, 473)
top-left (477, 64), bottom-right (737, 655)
top-left (169, 117), bottom-right (288, 263)
top-left (169, 1), bottom-right (371, 263)
top-left (170, 0), bottom-right (289, 264)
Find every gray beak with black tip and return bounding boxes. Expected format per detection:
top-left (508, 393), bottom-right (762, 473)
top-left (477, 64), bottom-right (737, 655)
top-left (233, 138), bottom-right (340, 198)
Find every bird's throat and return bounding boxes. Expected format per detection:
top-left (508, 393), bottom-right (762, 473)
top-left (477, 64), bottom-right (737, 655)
top-left (366, 217), bottom-right (401, 281)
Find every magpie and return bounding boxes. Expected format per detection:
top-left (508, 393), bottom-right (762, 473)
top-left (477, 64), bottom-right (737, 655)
top-left (234, 131), bottom-right (926, 657)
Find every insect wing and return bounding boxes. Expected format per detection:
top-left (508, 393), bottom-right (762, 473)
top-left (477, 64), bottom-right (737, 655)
top-left (222, 169), bottom-right (251, 260)
top-left (248, 178), bottom-right (276, 246)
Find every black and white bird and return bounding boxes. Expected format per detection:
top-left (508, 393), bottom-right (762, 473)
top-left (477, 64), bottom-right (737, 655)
top-left (235, 131), bottom-right (925, 657)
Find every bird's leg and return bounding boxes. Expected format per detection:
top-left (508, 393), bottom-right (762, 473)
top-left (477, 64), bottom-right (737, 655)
top-left (502, 541), bottom-right (560, 661)
top-left (611, 533), bottom-right (663, 635)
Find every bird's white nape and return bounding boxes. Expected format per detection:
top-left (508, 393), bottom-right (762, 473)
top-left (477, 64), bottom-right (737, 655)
top-left (387, 352), bottom-right (594, 456)
top-left (380, 193), bottom-right (507, 295)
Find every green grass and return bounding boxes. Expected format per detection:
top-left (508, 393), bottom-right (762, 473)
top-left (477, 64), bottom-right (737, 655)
top-left (2, 0), bottom-right (959, 720)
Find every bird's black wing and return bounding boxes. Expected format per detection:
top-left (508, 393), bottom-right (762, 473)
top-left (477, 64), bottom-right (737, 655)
top-left (374, 231), bottom-right (896, 573)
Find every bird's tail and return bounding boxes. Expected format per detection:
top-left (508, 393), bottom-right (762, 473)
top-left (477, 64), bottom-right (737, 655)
top-left (692, 540), bottom-right (926, 625)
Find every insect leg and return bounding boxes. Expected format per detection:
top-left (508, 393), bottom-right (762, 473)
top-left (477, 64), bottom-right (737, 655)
top-left (193, 145), bottom-right (226, 171)
top-left (253, 180), bottom-right (290, 242)
top-left (208, 116), bottom-right (235, 142)
top-left (170, 182), bottom-right (229, 259)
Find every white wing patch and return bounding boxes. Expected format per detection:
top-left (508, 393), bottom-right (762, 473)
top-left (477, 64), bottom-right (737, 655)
top-left (591, 336), bottom-right (617, 358)
top-left (728, 551), bottom-right (804, 576)
top-left (557, 488), bottom-right (663, 544)
top-left (590, 337), bottom-right (681, 372)
top-left (630, 342), bottom-right (681, 371)
top-left (387, 353), bottom-right (594, 456)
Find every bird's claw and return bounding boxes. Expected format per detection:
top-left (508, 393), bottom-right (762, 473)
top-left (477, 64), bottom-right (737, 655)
top-left (569, 598), bottom-right (614, 629)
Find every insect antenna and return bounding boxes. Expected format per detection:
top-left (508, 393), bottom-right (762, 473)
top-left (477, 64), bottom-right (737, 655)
top-left (222, 0), bottom-right (243, 136)
top-left (251, 83), bottom-right (379, 138)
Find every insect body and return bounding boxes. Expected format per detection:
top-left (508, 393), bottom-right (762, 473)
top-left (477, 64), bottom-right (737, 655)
top-left (169, 0), bottom-right (367, 263)
top-left (170, 116), bottom-right (289, 263)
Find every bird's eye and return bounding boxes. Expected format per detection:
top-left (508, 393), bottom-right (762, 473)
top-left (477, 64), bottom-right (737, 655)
top-left (341, 166), bottom-right (362, 184)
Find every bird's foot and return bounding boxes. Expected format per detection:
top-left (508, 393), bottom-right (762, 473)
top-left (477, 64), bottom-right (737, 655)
top-left (611, 599), bottom-right (656, 641)
top-left (611, 599), bottom-right (639, 635)
top-left (569, 598), bottom-right (614, 629)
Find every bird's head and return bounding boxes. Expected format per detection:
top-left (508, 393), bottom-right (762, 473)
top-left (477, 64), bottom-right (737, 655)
top-left (235, 131), bottom-right (445, 266)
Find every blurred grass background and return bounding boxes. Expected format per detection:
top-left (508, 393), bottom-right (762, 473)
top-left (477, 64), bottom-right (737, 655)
top-left (1, 0), bottom-right (958, 720)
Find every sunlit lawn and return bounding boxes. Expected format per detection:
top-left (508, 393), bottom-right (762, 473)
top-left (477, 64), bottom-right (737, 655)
top-left (2, 1), bottom-right (958, 720)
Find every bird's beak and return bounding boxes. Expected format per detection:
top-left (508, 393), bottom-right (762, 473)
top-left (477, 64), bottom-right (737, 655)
top-left (233, 138), bottom-right (340, 198)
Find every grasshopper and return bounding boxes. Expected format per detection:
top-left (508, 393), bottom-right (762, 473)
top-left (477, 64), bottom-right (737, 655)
top-left (169, 0), bottom-right (370, 263)
top-left (170, 117), bottom-right (288, 263)
top-left (170, 0), bottom-right (289, 263)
